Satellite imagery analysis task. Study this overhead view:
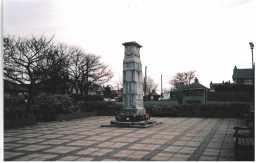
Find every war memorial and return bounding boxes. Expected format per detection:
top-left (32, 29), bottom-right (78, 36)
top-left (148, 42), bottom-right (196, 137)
top-left (4, 42), bottom-right (253, 161)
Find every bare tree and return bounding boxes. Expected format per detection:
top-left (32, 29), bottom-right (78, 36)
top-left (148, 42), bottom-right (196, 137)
top-left (3, 36), bottom-right (53, 110)
top-left (37, 43), bottom-right (70, 94)
top-left (68, 47), bottom-right (113, 96)
top-left (68, 47), bottom-right (86, 96)
top-left (170, 70), bottom-right (196, 88)
top-left (83, 54), bottom-right (113, 96)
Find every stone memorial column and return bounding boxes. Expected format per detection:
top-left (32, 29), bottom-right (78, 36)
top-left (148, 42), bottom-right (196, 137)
top-left (108, 41), bottom-right (159, 127)
top-left (114, 41), bottom-right (149, 122)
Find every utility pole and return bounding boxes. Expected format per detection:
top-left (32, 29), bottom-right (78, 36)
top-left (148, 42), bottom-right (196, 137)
top-left (161, 74), bottom-right (163, 97)
top-left (249, 42), bottom-right (254, 113)
top-left (144, 66), bottom-right (147, 95)
top-left (249, 42), bottom-right (254, 68)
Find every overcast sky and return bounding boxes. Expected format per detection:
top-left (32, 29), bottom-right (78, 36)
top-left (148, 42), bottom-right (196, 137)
top-left (3, 0), bottom-right (256, 92)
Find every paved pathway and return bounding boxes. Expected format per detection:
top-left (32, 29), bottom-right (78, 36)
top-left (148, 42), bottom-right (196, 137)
top-left (4, 116), bottom-right (241, 161)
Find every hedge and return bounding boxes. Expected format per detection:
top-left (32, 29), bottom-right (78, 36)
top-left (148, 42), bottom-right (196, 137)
top-left (144, 101), bottom-right (250, 118)
top-left (77, 101), bottom-right (121, 116)
top-left (4, 96), bottom-right (250, 129)
top-left (33, 94), bottom-right (76, 121)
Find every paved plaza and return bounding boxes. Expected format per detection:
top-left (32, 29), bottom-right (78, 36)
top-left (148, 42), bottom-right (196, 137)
top-left (4, 116), bottom-right (241, 161)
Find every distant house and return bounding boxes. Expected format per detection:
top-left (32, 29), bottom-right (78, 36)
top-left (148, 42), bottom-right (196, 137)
top-left (159, 91), bottom-right (170, 100)
top-left (209, 65), bottom-right (254, 102)
top-left (148, 90), bottom-right (161, 101)
top-left (143, 90), bottom-right (160, 101)
top-left (112, 89), bottom-right (122, 97)
top-left (180, 78), bottom-right (208, 104)
top-left (232, 65), bottom-right (254, 85)
top-left (88, 84), bottom-right (104, 96)
top-left (69, 83), bottom-right (104, 96)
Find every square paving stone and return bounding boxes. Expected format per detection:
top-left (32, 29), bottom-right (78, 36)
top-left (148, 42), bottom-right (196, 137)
top-left (4, 132), bottom-right (19, 137)
top-left (102, 158), bottom-right (121, 161)
top-left (17, 138), bottom-right (46, 144)
top-left (59, 135), bottom-right (87, 140)
top-left (199, 155), bottom-right (218, 161)
top-left (16, 144), bottom-right (51, 152)
top-left (179, 137), bottom-right (193, 141)
top-left (207, 143), bottom-right (222, 149)
top-left (41, 139), bottom-right (71, 145)
top-left (173, 141), bottom-right (188, 146)
top-left (4, 151), bottom-right (25, 160)
top-left (68, 140), bottom-right (97, 146)
top-left (113, 150), bottom-right (135, 158)
top-left (140, 138), bottom-right (169, 145)
top-left (86, 136), bottom-right (112, 141)
top-left (57, 155), bottom-right (80, 161)
top-left (164, 146), bottom-right (183, 153)
top-left (78, 131), bottom-right (99, 136)
top-left (126, 133), bottom-right (147, 138)
top-left (129, 143), bottom-right (160, 151)
top-left (76, 157), bottom-right (94, 161)
top-left (151, 134), bottom-right (175, 140)
top-left (185, 141), bottom-right (201, 147)
top-left (96, 142), bottom-right (114, 148)
top-left (203, 148), bottom-right (220, 156)
top-left (127, 151), bottom-right (150, 159)
top-left (4, 137), bottom-right (23, 143)
top-left (112, 142), bottom-right (129, 148)
top-left (44, 146), bottom-right (80, 154)
top-left (179, 147), bottom-right (196, 154)
top-left (90, 149), bottom-right (113, 156)
top-left (76, 147), bottom-right (99, 155)
top-left (112, 137), bottom-right (139, 143)
top-left (13, 153), bottom-right (58, 161)
top-left (191, 137), bottom-right (204, 142)
top-left (38, 130), bottom-right (55, 134)
top-left (18, 133), bottom-right (42, 138)
top-left (60, 130), bottom-right (77, 134)
top-left (151, 152), bottom-right (172, 161)
top-left (170, 153), bottom-right (190, 161)
top-left (40, 134), bottom-right (64, 139)
top-left (112, 129), bottom-right (133, 134)
top-left (4, 143), bottom-right (24, 150)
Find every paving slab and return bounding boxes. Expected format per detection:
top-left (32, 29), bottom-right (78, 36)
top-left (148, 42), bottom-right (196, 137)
top-left (4, 116), bottom-right (240, 161)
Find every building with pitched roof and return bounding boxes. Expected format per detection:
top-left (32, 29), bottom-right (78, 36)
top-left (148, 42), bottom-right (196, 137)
top-left (180, 78), bottom-right (208, 104)
top-left (232, 65), bottom-right (254, 85)
top-left (209, 65), bottom-right (254, 102)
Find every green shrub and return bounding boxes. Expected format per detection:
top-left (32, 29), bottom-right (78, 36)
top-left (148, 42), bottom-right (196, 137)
top-left (144, 101), bottom-right (249, 118)
top-left (84, 95), bottom-right (104, 101)
top-left (4, 94), bottom-right (37, 129)
top-left (71, 95), bottom-right (104, 101)
top-left (4, 112), bottom-right (36, 129)
top-left (77, 101), bottom-right (121, 115)
top-left (4, 94), bottom-right (26, 109)
top-left (34, 94), bottom-right (74, 121)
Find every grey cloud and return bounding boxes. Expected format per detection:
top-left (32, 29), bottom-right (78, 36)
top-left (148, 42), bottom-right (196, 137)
top-left (3, 0), bottom-right (57, 35)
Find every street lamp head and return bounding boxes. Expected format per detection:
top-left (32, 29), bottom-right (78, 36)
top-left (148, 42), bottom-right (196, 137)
top-left (249, 42), bottom-right (254, 49)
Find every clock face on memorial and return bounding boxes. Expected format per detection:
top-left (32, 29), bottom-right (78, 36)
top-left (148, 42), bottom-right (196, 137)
top-left (126, 46), bottom-right (140, 57)
top-left (125, 46), bottom-right (133, 56)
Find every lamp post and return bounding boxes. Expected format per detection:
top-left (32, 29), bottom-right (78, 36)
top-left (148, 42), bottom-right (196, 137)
top-left (249, 42), bottom-right (255, 114)
top-left (249, 42), bottom-right (254, 68)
